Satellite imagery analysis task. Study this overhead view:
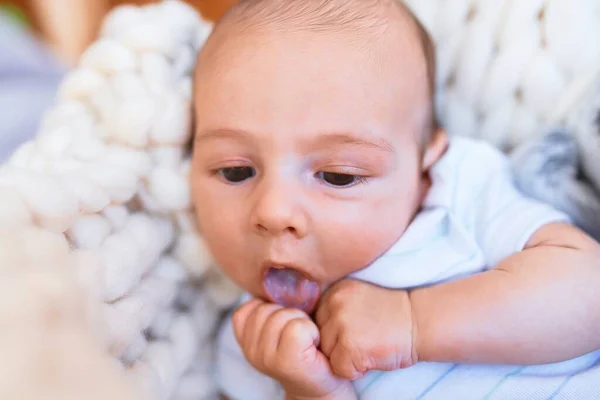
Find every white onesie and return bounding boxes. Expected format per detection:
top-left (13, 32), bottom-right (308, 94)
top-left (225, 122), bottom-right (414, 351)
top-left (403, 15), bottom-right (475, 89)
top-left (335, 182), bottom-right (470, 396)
top-left (215, 137), bottom-right (600, 400)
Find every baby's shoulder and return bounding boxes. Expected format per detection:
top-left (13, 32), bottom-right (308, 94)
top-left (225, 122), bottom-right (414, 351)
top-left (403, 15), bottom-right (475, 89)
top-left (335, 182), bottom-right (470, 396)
top-left (425, 137), bottom-right (516, 221)
top-left (434, 136), bottom-right (509, 177)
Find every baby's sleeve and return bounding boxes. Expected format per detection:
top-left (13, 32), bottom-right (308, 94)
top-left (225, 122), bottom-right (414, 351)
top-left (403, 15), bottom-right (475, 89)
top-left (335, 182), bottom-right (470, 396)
top-left (465, 142), bottom-right (571, 268)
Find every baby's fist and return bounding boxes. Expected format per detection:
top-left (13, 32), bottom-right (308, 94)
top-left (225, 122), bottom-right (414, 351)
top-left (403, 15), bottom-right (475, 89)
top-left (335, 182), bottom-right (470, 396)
top-left (315, 279), bottom-right (418, 380)
top-left (232, 298), bottom-right (355, 400)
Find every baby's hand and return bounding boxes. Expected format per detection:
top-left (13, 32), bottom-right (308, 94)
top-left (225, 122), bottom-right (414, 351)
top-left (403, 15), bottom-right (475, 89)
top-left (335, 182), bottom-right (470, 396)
top-left (315, 279), bottom-right (418, 380)
top-left (232, 298), bottom-right (357, 400)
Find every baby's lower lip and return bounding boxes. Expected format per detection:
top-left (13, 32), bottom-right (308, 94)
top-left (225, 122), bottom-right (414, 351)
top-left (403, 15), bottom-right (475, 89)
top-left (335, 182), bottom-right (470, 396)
top-left (262, 267), bottom-right (321, 314)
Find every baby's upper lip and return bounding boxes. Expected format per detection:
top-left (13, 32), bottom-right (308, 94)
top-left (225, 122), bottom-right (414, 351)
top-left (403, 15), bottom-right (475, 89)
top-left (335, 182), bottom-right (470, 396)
top-left (260, 259), bottom-right (318, 282)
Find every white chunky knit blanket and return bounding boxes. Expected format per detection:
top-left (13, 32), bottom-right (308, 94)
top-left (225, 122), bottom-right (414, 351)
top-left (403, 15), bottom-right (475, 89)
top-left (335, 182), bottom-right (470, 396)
top-left (0, 0), bottom-right (598, 399)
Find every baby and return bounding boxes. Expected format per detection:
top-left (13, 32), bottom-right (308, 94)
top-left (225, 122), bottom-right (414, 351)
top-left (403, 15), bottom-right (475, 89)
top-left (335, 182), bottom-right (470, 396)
top-left (190, 0), bottom-right (600, 399)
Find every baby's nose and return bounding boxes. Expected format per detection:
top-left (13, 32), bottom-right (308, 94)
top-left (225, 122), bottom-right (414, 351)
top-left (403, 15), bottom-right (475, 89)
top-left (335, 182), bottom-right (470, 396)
top-left (250, 178), bottom-right (308, 237)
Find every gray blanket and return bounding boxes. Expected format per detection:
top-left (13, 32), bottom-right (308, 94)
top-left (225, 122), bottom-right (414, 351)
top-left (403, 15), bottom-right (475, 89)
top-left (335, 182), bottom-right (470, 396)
top-left (512, 130), bottom-right (600, 241)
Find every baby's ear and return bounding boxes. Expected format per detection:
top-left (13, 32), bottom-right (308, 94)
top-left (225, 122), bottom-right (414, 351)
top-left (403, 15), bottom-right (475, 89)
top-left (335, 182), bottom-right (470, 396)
top-left (421, 128), bottom-right (448, 171)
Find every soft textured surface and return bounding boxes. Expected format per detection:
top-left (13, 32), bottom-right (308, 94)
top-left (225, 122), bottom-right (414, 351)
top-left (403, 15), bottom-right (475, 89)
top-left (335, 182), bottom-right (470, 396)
top-left (406, 0), bottom-right (600, 150)
top-left (0, 0), bottom-right (599, 399)
top-left (0, 2), bottom-right (241, 399)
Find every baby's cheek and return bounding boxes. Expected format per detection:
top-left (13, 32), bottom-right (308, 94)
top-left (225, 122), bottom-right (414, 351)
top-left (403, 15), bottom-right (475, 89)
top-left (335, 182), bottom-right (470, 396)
top-left (195, 200), bottom-right (240, 258)
top-left (201, 227), bottom-right (254, 291)
top-left (320, 205), bottom-right (408, 276)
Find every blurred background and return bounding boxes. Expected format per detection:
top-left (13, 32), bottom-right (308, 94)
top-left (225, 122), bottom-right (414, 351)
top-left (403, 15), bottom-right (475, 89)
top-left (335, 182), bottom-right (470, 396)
top-left (0, 0), bottom-right (236, 160)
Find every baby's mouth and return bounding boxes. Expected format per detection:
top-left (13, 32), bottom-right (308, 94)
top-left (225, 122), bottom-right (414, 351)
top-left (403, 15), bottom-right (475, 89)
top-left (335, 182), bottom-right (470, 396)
top-left (262, 267), bottom-right (321, 314)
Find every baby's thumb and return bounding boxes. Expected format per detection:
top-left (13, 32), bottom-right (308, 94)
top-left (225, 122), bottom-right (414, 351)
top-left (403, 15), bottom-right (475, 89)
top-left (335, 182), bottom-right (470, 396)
top-left (279, 318), bottom-right (320, 357)
top-left (279, 318), bottom-right (334, 373)
top-left (298, 323), bottom-right (348, 381)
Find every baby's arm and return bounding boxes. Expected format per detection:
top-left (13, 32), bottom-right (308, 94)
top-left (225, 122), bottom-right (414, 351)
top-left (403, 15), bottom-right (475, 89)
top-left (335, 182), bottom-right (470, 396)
top-left (412, 221), bottom-right (600, 365)
top-left (315, 222), bottom-right (600, 380)
top-left (317, 142), bottom-right (600, 377)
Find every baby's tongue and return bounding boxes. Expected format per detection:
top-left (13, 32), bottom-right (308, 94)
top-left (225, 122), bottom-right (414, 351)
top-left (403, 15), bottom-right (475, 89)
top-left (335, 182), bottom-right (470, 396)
top-left (263, 268), bottom-right (320, 314)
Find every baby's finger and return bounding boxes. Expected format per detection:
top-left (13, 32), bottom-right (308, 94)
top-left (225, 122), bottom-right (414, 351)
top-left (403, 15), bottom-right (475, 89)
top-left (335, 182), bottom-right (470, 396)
top-left (278, 317), bottom-right (321, 361)
top-left (314, 299), bottom-right (331, 329)
top-left (330, 343), bottom-right (367, 381)
top-left (244, 302), bottom-right (282, 357)
top-left (231, 298), bottom-right (264, 345)
top-left (317, 320), bottom-right (338, 358)
top-left (260, 308), bottom-right (308, 363)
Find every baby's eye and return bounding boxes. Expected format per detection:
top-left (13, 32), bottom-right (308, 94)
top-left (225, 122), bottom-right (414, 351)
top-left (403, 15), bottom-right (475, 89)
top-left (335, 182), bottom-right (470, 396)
top-left (316, 171), bottom-right (362, 187)
top-left (218, 167), bottom-right (256, 183)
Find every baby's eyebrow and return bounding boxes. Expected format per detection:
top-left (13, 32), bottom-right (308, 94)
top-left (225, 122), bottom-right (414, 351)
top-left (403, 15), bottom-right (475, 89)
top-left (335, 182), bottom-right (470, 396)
top-left (309, 132), bottom-right (396, 154)
top-left (194, 128), bottom-right (396, 154)
top-left (194, 128), bottom-right (253, 144)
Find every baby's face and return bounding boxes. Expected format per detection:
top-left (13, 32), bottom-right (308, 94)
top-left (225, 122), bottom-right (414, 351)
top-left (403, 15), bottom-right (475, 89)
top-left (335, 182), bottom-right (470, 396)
top-left (191, 29), bottom-right (431, 309)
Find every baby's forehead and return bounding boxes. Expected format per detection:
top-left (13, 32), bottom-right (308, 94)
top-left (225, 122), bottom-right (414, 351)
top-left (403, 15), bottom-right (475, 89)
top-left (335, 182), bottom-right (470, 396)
top-left (193, 0), bottom-right (435, 140)
top-left (198, 0), bottom-right (427, 67)
top-left (198, 4), bottom-right (428, 88)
